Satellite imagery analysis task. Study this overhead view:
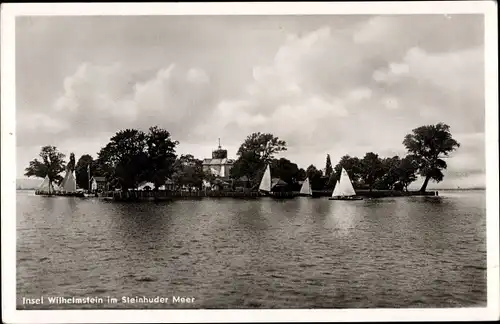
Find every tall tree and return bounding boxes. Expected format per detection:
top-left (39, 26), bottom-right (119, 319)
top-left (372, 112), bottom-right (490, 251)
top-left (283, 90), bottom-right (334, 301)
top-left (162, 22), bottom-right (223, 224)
top-left (67, 153), bottom-right (76, 172)
top-left (146, 126), bottom-right (179, 189)
top-left (334, 155), bottom-right (363, 187)
top-left (403, 123), bottom-right (460, 191)
top-left (396, 155), bottom-right (419, 191)
top-left (236, 132), bottom-right (287, 164)
top-left (97, 129), bottom-right (148, 191)
top-left (325, 154), bottom-right (333, 178)
top-left (360, 152), bottom-right (385, 192)
top-left (24, 146), bottom-right (66, 188)
top-left (171, 154), bottom-right (204, 190)
top-left (230, 150), bottom-right (264, 188)
top-left (270, 158), bottom-right (300, 185)
top-left (297, 168), bottom-right (307, 182)
top-left (375, 156), bottom-right (401, 190)
top-left (231, 132), bottom-right (287, 188)
top-left (75, 154), bottom-right (94, 190)
top-left (306, 164), bottom-right (324, 190)
top-left (325, 172), bottom-right (338, 190)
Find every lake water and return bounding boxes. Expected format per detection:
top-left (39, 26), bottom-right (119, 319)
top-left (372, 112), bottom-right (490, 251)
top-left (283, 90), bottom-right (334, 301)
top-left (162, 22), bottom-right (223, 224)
top-left (16, 190), bottom-right (487, 309)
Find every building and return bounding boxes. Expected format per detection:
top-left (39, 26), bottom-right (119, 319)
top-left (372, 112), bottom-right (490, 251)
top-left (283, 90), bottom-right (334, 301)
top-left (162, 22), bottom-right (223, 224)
top-left (90, 176), bottom-right (107, 192)
top-left (202, 139), bottom-right (234, 179)
top-left (136, 179), bottom-right (176, 191)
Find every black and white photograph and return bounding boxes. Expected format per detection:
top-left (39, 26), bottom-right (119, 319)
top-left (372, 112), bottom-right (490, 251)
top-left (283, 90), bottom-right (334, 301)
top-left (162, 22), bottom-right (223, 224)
top-left (1, 2), bottom-right (498, 323)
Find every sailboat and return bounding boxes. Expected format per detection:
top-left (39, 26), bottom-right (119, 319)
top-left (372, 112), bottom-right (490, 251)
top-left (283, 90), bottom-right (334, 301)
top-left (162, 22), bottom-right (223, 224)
top-left (258, 164), bottom-right (272, 196)
top-left (36, 175), bottom-right (55, 196)
top-left (258, 164), bottom-right (295, 198)
top-left (58, 168), bottom-right (84, 197)
top-left (329, 168), bottom-right (363, 200)
top-left (299, 177), bottom-right (313, 197)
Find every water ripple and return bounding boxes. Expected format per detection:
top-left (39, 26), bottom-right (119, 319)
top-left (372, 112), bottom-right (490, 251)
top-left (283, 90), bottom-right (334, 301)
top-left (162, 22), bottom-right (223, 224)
top-left (16, 190), bottom-right (486, 309)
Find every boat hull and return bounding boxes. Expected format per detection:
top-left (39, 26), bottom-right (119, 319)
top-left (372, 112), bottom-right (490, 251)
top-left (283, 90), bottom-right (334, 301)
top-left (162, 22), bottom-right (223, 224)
top-left (260, 191), bottom-right (296, 199)
top-left (329, 196), bottom-right (364, 201)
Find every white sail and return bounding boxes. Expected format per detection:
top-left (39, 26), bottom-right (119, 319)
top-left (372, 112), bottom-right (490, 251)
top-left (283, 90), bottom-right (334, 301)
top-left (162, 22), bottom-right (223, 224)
top-left (62, 171), bottom-right (77, 193)
top-left (91, 179), bottom-right (98, 191)
top-left (259, 164), bottom-right (272, 192)
top-left (300, 177), bottom-right (312, 196)
top-left (39, 175), bottom-right (55, 194)
top-left (332, 168), bottom-right (356, 197)
top-left (331, 180), bottom-right (341, 197)
top-left (39, 176), bottom-right (50, 192)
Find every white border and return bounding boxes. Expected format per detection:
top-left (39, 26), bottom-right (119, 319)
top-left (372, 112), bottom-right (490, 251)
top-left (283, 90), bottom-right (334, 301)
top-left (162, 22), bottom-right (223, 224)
top-left (1, 2), bottom-right (498, 323)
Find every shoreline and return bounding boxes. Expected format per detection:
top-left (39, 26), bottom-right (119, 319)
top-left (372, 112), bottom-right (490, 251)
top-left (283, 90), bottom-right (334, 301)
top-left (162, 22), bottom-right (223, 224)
top-left (98, 189), bottom-right (438, 201)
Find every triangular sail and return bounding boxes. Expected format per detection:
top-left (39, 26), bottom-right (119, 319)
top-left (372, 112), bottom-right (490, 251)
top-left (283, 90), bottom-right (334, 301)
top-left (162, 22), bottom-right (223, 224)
top-left (39, 175), bottom-right (55, 194)
top-left (59, 171), bottom-right (69, 189)
top-left (259, 165), bottom-right (272, 192)
top-left (39, 176), bottom-right (50, 191)
top-left (62, 171), bottom-right (76, 193)
top-left (300, 177), bottom-right (312, 196)
top-left (331, 180), bottom-right (341, 197)
top-left (332, 168), bottom-right (356, 197)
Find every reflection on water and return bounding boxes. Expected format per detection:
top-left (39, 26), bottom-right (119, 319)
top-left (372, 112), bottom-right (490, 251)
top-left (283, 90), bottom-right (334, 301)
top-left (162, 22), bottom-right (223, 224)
top-left (16, 190), bottom-right (486, 309)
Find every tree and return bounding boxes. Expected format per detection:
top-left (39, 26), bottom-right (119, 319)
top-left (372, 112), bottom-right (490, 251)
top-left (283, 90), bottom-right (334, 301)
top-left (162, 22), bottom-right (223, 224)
top-left (66, 153), bottom-right (76, 172)
top-left (403, 123), bottom-right (460, 191)
top-left (75, 154), bottom-right (94, 190)
top-left (24, 146), bottom-right (66, 188)
top-left (325, 154), bottom-right (333, 178)
top-left (97, 129), bottom-right (148, 191)
top-left (396, 155), bottom-right (419, 191)
top-left (236, 132), bottom-right (287, 164)
top-left (360, 152), bottom-right (385, 192)
top-left (306, 164), bottom-right (324, 190)
top-left (172, 154), bottom-right (204, 190)
top-left (325, 172), bottom-right (338, 190)
top-left (375, 156), bottom-right (401, 190)
top-left (146, 126), bottom-right (178, 189)
top-left (270, 158), bottom-right (300, 186)
top-left (334, 155), bottom-right (363, 187)
top-left (230, 150), bottom-right (264, 188)
top-left (297, 168), bottom-right (307, 182)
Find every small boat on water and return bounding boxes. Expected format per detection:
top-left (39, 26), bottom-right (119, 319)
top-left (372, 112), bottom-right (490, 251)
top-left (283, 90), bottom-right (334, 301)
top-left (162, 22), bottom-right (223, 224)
top-left (299, 177), bottom-right (313, 197)
top-left (329, 168), bottom-right (363, 201)
top-left (35, 175), bottom-right (56, 196)
top-left (258, 164), bottom-right (295, 199)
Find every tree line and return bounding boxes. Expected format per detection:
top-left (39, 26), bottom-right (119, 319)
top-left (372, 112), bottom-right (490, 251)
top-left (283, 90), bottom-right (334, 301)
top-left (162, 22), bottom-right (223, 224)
top-left (25, 123), bottom-right (460, 193)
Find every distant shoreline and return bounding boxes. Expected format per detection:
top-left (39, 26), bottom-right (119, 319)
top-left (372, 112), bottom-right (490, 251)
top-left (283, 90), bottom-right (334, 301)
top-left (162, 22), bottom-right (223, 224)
top-left (16, 188), bottom-right (486, 191)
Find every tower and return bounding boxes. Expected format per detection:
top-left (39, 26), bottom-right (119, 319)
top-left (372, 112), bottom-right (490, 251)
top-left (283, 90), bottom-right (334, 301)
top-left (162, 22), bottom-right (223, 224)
top-left (212, 138), bottom-right (228, 159)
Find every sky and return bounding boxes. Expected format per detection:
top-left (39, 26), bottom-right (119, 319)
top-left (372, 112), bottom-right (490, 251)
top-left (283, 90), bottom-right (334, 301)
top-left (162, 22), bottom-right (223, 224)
top-left (15, 14), bottom-right (485, 189)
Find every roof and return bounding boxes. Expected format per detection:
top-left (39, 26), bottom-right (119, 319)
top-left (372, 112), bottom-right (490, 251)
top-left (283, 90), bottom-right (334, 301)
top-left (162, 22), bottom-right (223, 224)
top-left (202, 158), bottom-right (235, 166)
top-left (137, 181), bottom-right (154, 189)
top-left (271, 178), bottom-right (288, 187)
top-left (92, 176), bottom-right (106, 182)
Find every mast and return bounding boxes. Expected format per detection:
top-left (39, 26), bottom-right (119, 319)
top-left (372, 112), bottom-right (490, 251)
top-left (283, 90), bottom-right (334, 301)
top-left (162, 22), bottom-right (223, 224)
top-left (88, 164), bottom-right (91, 193)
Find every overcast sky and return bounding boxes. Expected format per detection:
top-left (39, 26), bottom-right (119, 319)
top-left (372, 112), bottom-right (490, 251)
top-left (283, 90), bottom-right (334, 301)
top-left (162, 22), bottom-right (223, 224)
top-left (16, 14), bottom-right (485, 188)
